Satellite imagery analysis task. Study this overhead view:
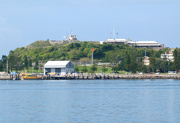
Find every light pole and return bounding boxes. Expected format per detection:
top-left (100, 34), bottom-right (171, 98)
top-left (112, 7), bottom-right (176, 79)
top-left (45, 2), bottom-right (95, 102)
top-left (6, 60), bottom-right (8, 74)
top-left (91, 49), bottom-right (95, 65)
top-left (168, 60), bottom-right (170, 72)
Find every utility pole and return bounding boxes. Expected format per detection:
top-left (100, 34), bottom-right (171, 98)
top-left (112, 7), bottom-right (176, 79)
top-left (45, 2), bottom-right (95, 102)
top-left (113, 22), bottom-right (115, 39)
top-left (113, 61), bottom-right (114, 76)
top-left (168, 60), bottom-right (170, 72)
top-left (91, 49), bottom-right (95, 65)
top-left (6, 60), bottom-right (8, 73)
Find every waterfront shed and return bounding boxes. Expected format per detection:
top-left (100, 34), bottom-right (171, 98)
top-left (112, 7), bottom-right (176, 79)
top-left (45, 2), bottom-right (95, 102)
top-left (44, 61), bottom-right (74, 75)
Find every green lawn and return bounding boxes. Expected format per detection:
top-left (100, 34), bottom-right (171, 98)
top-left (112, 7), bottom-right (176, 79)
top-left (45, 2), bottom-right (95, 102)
top-left (76, 65), bottom-right (112, 73)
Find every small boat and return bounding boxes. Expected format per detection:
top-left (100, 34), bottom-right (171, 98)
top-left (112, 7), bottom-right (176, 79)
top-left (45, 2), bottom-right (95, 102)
top-left (20, 73), bottom-right (45, 80)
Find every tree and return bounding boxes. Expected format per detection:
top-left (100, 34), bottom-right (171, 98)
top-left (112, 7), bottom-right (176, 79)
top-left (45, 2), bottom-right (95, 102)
top-left (81, 65), bottom-right (88, 74)
top-left (94, 49), bottom-right (105, 59)
top-left (155, 59), bottom-right (161, 72)
top-left (150, 56), bottom-right (156, 72)
top-left (124, 51), bottom-right (130, 71)
top-left (24, 56), bottom-right (28, 68)
top-left (34, 60), bottom-right (39, 70)
top-left (174, 48), bottom-right (180, 72)
top-left (107, 51), bottom-right (120, 74)
top-left (69, 51), bottom-right (79, 61)
top-left (142, 65), bottom-right (147, 73)
top-left (137, 57), bottom-right (143, 72)
top-left (28, 58), bottom-right (32, 68)
top-left (160, 60), bottom-right (168, 73)
top-left (90, 63), bottom-right (97, 75)
top-left (102, 65), bottom-right (108, 74)
top-left (129, 49), bottom-right (137, 73)
top-left (8, 50), bottom-right (19, 72)
top-left (78, 50), bottom-right (84, 57)
top-left (0, 60), bottom-right (3, 71)
top-left (39, 64), bottom-right (43, 73)
top-left (117, 59), bottom-right (125, 71)
top-left (74, 66), bottom-right (79, 73)
top-left (83, 48), bottom-right (90, 57)
top-left (1, 55), bottom-right (7, 71)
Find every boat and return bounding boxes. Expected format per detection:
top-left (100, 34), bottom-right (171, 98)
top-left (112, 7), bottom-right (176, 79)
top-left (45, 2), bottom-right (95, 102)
top-left (20, 73), bottom-right (45, 80)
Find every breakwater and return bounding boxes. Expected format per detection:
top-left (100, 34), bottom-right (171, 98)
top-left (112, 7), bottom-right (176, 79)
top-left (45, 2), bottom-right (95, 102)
top-left (0, 74), bottom-right (180, 80)
top-left (48, 74), bottom-right (180, 80)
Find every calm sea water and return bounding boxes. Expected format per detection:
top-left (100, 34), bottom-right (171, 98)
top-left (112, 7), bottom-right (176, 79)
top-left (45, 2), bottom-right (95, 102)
top-left (0, 79), bottom-right (180, 123)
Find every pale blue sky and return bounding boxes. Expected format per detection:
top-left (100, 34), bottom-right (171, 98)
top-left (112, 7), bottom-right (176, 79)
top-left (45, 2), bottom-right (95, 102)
top-left (0, 0), bottom-right (180, 57)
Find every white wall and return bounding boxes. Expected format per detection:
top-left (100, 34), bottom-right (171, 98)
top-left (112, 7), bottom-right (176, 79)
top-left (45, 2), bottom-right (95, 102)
top-left (61, 68), bottom-right (66, 75)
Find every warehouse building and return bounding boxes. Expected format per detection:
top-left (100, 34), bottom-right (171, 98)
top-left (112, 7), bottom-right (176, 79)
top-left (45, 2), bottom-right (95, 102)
top-left (128, 41), bottom-right (164, 49)
top-left (44, 61), bottom-right (74, 75)
top-left (106, 38), bottom-right (128, 45)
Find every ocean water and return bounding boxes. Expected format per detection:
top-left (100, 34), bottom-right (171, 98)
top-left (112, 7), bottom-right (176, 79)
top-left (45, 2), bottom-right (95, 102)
top-left (0, 79), bottom-right (180, 123)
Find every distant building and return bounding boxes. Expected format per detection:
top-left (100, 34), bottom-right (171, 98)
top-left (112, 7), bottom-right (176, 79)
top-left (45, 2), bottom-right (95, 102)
top-left (161, 50), bottom-right (174, 62)
top-left (128, 41), bottom-right (164, 49)
top-left (68, 35), bottom-right (77, 41)
top-left (44, 61), bottom-right (74, 75)
top-left (106, 38), bottom-right (128, 45)
top-left (143, 56), bottom-right (150, 66)
top-left (99, 41), bottom-right (105, 44)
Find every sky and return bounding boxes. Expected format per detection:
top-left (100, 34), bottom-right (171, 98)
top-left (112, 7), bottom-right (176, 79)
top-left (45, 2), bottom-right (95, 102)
top-left (0, 0), bottom-right (180, 57)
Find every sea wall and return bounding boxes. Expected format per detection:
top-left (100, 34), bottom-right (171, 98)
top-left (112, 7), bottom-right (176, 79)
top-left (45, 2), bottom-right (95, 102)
top-left (0, 75), bottom-right (11, 80)
top-left (48, 74), bottom-right (180, 80)
top-left (0, 74), bottom-right (180, 80)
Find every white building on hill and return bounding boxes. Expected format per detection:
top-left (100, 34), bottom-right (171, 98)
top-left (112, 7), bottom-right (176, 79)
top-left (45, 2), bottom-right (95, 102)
top-left (68, 35), bottom-right (77, 41)
top-left (44, 61), bottom-right (74, 75)
top-left (106, 39), bottom-right (128, 44)
top-left (161, 50), bottom-right (174, 62)
top-left (128, 41), bottom-right (164, 49)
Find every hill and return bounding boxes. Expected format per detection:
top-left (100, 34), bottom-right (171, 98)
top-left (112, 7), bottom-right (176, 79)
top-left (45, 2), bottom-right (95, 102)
top-left (4, 40), bottom-right (175, 73)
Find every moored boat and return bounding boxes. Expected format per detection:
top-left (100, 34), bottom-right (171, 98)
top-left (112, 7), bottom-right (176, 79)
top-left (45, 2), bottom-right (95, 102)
top-left (20, 73), bottom-right (45, 80)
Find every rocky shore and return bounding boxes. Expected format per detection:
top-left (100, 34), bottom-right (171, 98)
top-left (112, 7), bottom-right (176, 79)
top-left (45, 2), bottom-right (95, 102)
top-left (0, 74), bottom-right (180, 80)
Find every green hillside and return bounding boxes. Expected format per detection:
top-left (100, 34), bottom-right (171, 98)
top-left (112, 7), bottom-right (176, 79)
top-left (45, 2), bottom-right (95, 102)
top-left (1, 40), bottom-right (179, 73)
top-left (26, 40), bottom-right (51, 48)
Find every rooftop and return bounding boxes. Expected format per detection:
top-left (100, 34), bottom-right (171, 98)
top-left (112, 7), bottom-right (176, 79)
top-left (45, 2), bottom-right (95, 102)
top-left (44, 61), bottom-right (70, 66)
top-left (131, 41), bottom-right (159, 44)
top-left (106, 39), bottom-right (127, 42)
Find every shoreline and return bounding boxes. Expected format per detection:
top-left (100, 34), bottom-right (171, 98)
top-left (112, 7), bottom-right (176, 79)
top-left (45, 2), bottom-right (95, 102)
top-left (0, 74), bottom-right (180, 80)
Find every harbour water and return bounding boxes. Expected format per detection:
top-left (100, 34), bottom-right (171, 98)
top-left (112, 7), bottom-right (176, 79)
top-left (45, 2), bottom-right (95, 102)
top-left (0, 79), bottom-right (180, 123)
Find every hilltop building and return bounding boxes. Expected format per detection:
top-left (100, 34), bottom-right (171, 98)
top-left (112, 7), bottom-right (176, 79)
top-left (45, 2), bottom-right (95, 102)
top-left (68, 35), bottom-right (77, 41)
top-left (128, 41), bottom-right (164, 49)
top-left (106, 38), bottom-right (128, 45)
top-left (44, 61), bottom-right (74, 75)
top-left (100, 41), bottom-right (105, 44)
top-left (100, 38), bottom-right (132, 45)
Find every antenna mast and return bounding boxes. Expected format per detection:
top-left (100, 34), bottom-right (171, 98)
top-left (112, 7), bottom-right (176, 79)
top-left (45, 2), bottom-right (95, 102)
top-left (71, 28), bottom-right (74, 35)
top-left (113, 22), bottom-right (115, 39)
